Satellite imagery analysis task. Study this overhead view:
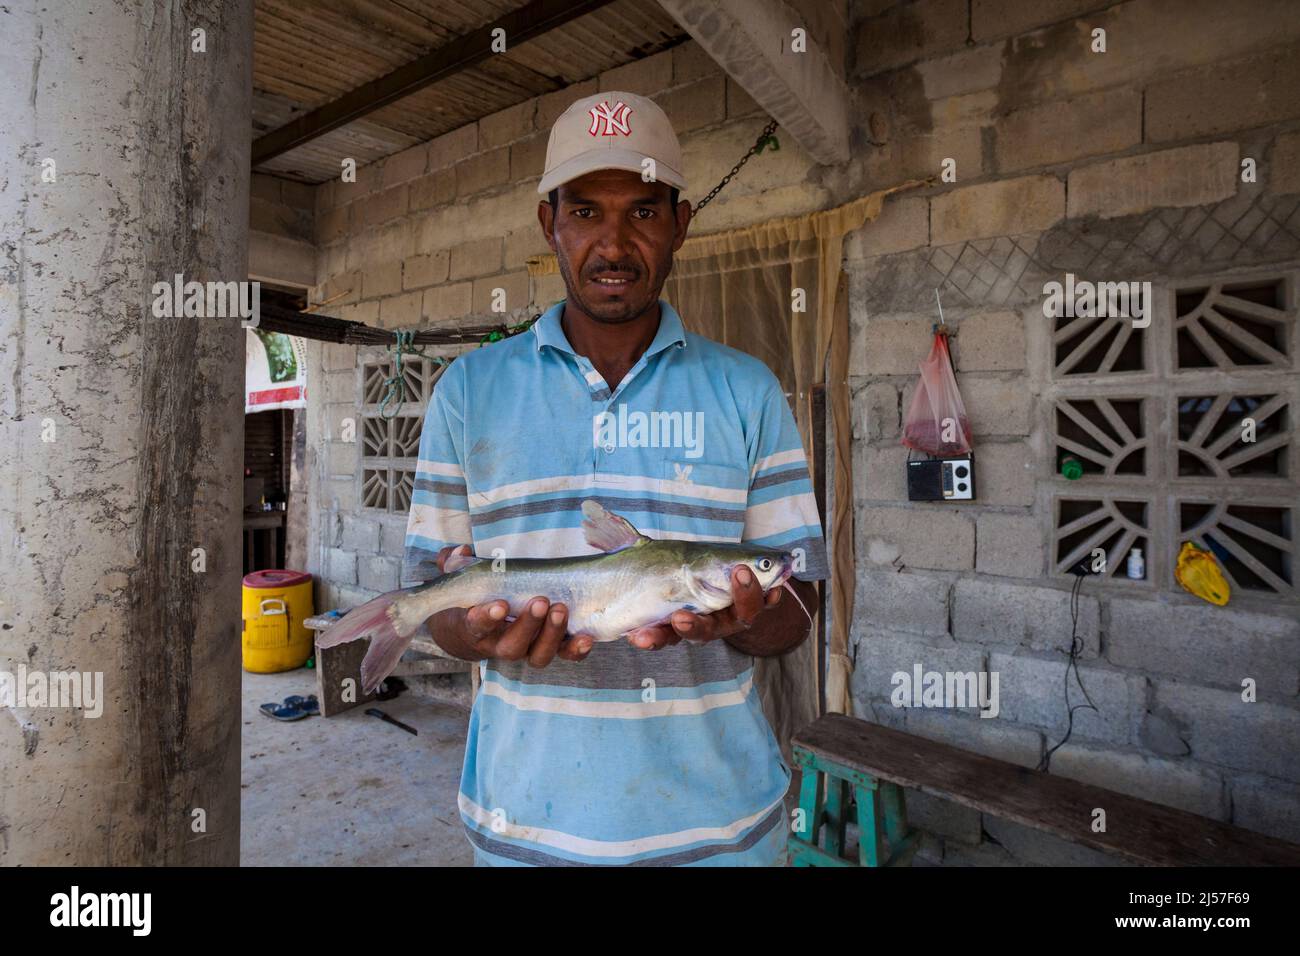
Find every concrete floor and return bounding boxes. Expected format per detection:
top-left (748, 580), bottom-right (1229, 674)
top-left (240, 671), bottom-right (845, 866)
top-left (240, 669), bottom-right (472, 866)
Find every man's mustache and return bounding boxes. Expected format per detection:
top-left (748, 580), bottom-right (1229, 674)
top-left (584, 260), bottom-right (641, 279)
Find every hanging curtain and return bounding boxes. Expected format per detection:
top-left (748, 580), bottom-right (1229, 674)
top-left (527, 181), bottom-right (928, 753)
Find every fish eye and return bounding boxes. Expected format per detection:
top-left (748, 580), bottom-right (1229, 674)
top-left (757, 557), bottom-right (773, 572)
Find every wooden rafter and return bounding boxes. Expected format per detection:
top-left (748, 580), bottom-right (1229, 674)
top-left (252, 0), bottom-right (616, 166)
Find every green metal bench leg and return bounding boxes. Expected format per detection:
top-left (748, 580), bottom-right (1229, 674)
top-left (791, 764), bottom-right (824, 867)
top-left (824, 776), bottom-right (850, 858)
top-left (855, 782), bottom-right (885, 866)
top-left (790, 748), bottom-right (915, 867)
top-left (879, 781), bottom-right (919, 866)
top-left (881, 782), bottom-right (907, 845)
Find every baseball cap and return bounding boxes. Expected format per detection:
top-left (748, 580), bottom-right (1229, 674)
top-left (537, 90), bottom-right (688, 195)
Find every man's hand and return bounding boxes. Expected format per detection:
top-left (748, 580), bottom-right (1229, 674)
top-left (626, 566), bottom-right (815, 657)
top-left (426, 544), bottom-right (594, 667)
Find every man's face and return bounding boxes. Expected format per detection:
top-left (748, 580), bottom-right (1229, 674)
top-left (538, 169), bottom-right (691, 324)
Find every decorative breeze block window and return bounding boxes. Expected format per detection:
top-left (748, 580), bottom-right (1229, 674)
top-left (1176, 393), bottom-right (1290, 478)
top-left (1048, 272), bottom-right (1296, 600)
top-left (1174, 280), bottom-right (1291, 370)
top-left (1054, 397), bottom-right (1148, 477)
top-left (1054, 306), bottom-right (1146, 375)
top-left (1053, 498), bottom-right (1150, 581)
top-left (1178, 502), bottom-right (1294, 596)
top-left (360, 356), bottom-right (444, 513)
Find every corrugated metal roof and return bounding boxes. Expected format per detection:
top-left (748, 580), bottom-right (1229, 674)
top-left (253, 0), bottom-right (686, 182)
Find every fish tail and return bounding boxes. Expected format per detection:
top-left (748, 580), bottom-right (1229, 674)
top-left (314, 587), bottom-right (423, 696)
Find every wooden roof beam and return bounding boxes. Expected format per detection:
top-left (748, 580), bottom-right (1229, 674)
top-left (252, 0), bottom-right (616, 167)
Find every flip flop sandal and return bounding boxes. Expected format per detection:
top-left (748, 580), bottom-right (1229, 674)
top-left (259, 700), bottom-right (312, 721)
top-left (267, 695), bottom-right (320, 718)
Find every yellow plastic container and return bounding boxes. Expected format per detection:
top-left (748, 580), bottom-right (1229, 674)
top-left (242, 570), bottom-right (314, 673)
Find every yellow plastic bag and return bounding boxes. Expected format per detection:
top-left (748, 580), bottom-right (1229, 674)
top-left (1175, 542), bottom-right (1231, 606)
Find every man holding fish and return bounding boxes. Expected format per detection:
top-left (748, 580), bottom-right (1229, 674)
top-left (395, 91), bottom-right (828, 866)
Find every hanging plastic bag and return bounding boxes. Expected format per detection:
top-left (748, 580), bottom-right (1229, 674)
top-left (1175, 541), bottom-right (1231, 606)
top-left (902, 332), bottom-right (972, 457)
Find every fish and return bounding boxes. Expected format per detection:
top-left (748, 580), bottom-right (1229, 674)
top-left (315, 499), bottom-right (808, 694)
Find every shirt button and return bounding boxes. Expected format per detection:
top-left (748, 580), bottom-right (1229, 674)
top-left (603, 442), bottom-right (615, 454)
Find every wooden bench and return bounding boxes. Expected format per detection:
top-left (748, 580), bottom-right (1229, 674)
top-left (790, 713), bottom-right (1300, 867)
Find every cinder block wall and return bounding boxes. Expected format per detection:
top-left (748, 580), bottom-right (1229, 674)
top-left (249, 172), bottom-right (316, 287)
top-left (251, 173), bottom-right (314, 242)
top-left (844, 0), bottom-right (1300, 863)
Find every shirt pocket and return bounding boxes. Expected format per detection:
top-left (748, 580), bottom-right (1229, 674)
top-left (658, 458), bottom-right (751, 537)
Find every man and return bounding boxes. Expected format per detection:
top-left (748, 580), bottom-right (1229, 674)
top-left (403, 91), bottom-right (827, 866)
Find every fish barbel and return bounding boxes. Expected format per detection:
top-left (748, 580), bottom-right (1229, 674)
top-left (315, 500), bottom-right (805, 694)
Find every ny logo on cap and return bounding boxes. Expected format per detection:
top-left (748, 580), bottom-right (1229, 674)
top-left (588, 100), bottom-right (633, 137)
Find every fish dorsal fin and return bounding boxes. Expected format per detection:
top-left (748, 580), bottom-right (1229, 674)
top-left (581, 499), bottom-right (651, 553)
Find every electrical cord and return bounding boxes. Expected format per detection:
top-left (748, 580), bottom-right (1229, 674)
top-left (1038, 571), bottom-right (1098, 773)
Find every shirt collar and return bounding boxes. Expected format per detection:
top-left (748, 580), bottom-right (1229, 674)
top-left (532, 299), bottom-right (688, 357)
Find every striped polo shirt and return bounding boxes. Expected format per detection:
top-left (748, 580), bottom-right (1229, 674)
top-left (403, 298), bottom-right (827, 866)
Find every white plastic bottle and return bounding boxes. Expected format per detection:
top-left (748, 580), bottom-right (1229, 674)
top-left (1126, 547), bottom-right (1145, 580)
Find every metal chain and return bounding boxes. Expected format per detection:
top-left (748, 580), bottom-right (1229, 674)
top-left (693, 120), bottom-right (779, 213)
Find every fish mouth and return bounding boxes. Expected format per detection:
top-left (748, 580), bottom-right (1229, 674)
top-left (773, 555), bottom-right (795, 587)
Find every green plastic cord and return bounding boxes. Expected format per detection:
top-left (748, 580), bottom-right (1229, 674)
top-left (478, 316), bottom-right (539, 348)
top-left (381, 318), bottom-right (537, 418)
top-left (378, 330), bottom-right (427, 420)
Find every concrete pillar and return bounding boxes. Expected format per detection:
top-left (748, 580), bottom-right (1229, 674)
top-left (0, 0), bottom-right (253, 864)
